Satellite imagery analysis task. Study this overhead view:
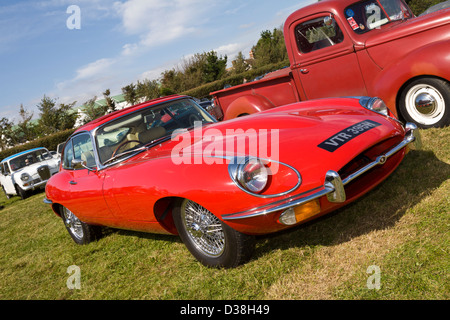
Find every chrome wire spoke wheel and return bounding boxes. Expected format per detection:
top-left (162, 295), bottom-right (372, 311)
top-left (181, 200), bottom-right (225, 257)
top-left (63, 207), bottom-right (84, 241)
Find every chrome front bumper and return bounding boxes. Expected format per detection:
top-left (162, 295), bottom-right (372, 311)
top-left (222, 123), bottom-right (421, 221)
top-left (22, 180), bottom-right (47, 191)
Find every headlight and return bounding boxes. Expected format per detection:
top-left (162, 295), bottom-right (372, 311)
top-left (360, 97), bottom-right (389, 116)
top-left (20, 173), bottom-right (30, 181)
top-left (237, 158), bottom-right (268, 193)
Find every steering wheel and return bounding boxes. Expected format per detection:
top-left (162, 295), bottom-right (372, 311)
top-left (188, 113), bottom-right (201, 126)
top-left (111, 140), bottom-right (143, 158)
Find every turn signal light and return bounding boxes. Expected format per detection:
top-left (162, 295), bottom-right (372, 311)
top-left (278, 199), bottom-right (321, 226)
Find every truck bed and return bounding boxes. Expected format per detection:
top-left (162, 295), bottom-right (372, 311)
top-left (211, 67), bottom-right (300, 120)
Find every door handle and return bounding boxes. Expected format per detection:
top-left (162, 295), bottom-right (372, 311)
top-left (300, 68), bottom-right (309, 74)
top-left (69, 181), bottom-right (77, 185)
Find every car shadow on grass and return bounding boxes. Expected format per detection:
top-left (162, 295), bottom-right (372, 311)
top-left (253, 149), bottom-right (450, 259)
top-left (73, 150), bottom-right (448, 267)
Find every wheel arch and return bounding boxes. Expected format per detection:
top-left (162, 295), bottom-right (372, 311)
top-left (223, 94), bottom-right (275, 120)
top-left (153, 196), bottom-right (184, 235)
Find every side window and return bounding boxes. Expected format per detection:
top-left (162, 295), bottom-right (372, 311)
top-left (4, 163), bottom-right (11, 175)
top-left (62, 140), bottom-right (74, 170)
top-left (295, 16), bottom-right (344, 54)
top-left (72, 134), bottom-right (96, 168)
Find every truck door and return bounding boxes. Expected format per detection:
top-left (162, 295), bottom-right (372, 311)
top-left (290, 13), bottom-right (367, 99)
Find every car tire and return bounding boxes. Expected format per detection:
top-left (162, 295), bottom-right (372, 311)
top-left (15, 185), bottom-right (28, 200)
top-left (173, 199), bottom-right (255, 268)
top-left (60, 206), bottom-right (102, 245)
top-left (399, 78), bottom-right (450, 128)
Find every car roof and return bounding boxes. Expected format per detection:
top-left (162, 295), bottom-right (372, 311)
top-left (74, 94), bottom-right (186, 133)
top-left (1, 147), bottom-right (48, 163)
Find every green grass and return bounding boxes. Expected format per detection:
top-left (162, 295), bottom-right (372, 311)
top-left (0, 127), bottom-right (449, 300)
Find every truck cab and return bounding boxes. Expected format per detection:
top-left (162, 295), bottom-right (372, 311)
top-left (211, 0), bottom-right (450, 128)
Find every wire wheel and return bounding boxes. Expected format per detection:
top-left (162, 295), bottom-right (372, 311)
top-left (62, 207), bottom-right (84, 241)
top-left (180, 200), bottom-right (225, 257)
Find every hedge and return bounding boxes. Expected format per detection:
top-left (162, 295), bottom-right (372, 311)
top-left (181, 60), bottom-right (290, 99)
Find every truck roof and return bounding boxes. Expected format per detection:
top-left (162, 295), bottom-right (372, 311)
top-left (285, 0), bottom-right (358, 27)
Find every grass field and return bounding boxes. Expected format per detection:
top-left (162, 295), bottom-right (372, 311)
top-left (0, 127), bottom-right (448, 300)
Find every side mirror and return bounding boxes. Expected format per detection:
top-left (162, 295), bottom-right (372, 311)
top-left (71, 159), bottom-right (96, 172)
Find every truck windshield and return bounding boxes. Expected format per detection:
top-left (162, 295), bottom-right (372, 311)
top-left (344, 0), bottom-right (413, 34)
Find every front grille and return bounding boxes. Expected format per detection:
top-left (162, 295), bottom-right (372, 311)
top-left (338, 136), bottom-right (403, 181)
top-left (37, 165), bottom-right (51, 180)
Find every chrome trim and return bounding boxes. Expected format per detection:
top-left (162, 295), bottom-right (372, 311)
top-left (222, 123), bottom-right (419, 221)
top-left (43, 197), bottom-right (53, 204)
top-left (358, 96), bottom-right (403, 125)
top-left (325, 170), bottom-right (346, 203)
top-left (228, 156), bottom-right (302, 198)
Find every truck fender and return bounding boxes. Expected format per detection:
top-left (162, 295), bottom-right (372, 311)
top-left (370, 40), bottom-right (450, 117)
top-left (223, 94), bottom-right (275, 120)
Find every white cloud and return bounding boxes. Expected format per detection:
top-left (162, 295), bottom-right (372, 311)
top-left (114, 0), bottom-right (217, 54)
top-left (74, 58), bottom-right (116, 81)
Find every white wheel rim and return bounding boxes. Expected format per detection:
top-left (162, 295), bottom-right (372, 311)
top-left (405, 84), bottom-right (445, 126)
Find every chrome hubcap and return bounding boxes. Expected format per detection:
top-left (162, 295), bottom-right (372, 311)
top-left (181, 200), bottom-right (225, 257)
top-left (406, 84), bottom-right (445, 125)
top-left (415, 93), bottom-right (436, 115)
top-left (63, 208), bottom-right (84, 240)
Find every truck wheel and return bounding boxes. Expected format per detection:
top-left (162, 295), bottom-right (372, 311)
top-left (399, 78), bottom-right (450, 128)
top-left (173, 199), bottom-right (255, 268)
top-left (61, 206), bottom-right (102, 245)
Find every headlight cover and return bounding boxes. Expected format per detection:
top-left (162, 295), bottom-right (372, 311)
top-left (237, 159), bottom-right (268, 193)
top-left (360, 97), bottom-right (389, 116)
top-left (20, 173), bottom-right (31, 181)
top-left (228, 156), bottom-right (301, 198)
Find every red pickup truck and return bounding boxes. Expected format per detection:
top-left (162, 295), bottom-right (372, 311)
top-left (210, 0), bottom-right (450, 128)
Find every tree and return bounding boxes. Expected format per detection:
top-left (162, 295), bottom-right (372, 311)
top-left (15, 104), bottom-right (37, 143)
top-left (0, 117), bottom-right (15, 150)
top-left (37, 95), bottom-right (77, 135)
top-left (202, 51), bottom-right (228, 83)
top-left (231, 51), bottom-right (251, 75)
top-left (103, 89), bottom-right (116, 113)
top-left (80, 97), bottom-right (102, 125)
top-left (122, 83), bottom-right (138, 106)
top-left (37, 95), bottom-right (58, 135)
top-left (251, 27), bottom-right (288, 68)
top-left (136, 80), bottom-right (160, 102)
top-left (57, 102), bottom-right (77, 131)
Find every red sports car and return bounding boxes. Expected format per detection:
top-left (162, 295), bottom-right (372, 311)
top-left (44, 95), bottom-right (420, 268)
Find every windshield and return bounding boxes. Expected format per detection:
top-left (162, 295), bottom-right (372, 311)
top-left (344, 0), bottom-right (413, 34)
top-left (8, 149), bottom-right (53, 172)
top-left (95, 98), bottom-right (216, 165)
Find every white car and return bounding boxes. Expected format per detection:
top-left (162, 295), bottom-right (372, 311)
top-left (1, 147), bottom-right (60, 199)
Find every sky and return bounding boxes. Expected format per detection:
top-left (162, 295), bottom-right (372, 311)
top-left (0, 0), bottom-right (315, 122)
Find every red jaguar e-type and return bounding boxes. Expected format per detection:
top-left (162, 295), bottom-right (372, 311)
top-left (44, 95), bottom-right (420, 268)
